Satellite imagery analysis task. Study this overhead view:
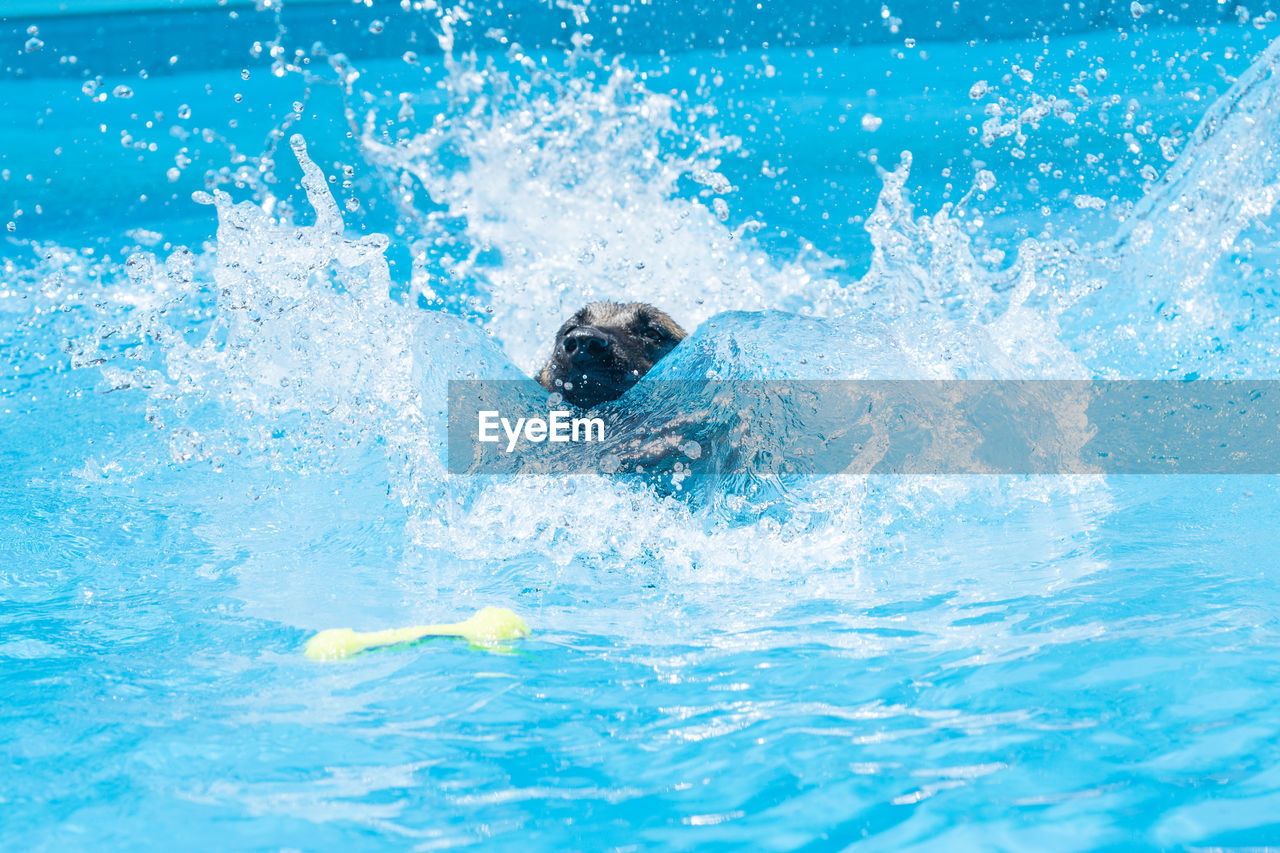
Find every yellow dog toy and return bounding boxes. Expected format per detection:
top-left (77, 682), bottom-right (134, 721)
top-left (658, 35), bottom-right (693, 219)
top-left (304, 606), bottom-right (530, 661)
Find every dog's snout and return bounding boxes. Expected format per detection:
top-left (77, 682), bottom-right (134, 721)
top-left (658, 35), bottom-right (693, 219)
top-left (561, 327), bottom-right (611, 362)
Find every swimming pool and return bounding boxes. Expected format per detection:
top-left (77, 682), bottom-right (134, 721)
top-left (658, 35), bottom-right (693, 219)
top-left (5, 0), bottom-right (1280, 848)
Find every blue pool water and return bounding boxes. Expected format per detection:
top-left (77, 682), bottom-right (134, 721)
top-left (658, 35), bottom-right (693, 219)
top-left (6, 0), bottom-right (1280, 848)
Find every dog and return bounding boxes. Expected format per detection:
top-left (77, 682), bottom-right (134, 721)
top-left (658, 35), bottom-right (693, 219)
top-left (529, 303), bottom-right (807, 506)
top-left (536, 301), bottom-right (687, 409)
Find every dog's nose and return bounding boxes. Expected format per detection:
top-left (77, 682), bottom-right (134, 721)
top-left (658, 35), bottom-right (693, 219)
top-left (561, 327), bottom-right (611, 362)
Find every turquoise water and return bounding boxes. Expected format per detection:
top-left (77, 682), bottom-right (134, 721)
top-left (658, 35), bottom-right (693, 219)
top-left (6, 1), bottom-right (1280, 848)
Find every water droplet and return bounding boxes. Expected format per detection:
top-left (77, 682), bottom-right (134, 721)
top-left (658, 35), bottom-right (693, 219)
top-left (712, 198), bottom-right (730, 221)
top-left (112, 85), bottom-right (133, 99)
top-left (241, 68), bottom-right (251, 80)
top-left (24, 37), bottom-right (43, 53)
top-left (402, 51), bottom-right (419, 65)
top-left (976, 169), bottom-right (997, 192)
top-left (5, 222), bottom-right (15, 233)
top-left (177, 104), bottom-right (191, 119)
top-left (368, 19), bottom-right (384, 33)
top-left (860, 113), bottom-right (883, 131)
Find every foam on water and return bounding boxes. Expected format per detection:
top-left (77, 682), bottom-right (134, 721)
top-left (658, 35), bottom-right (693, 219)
top-left (15, 28), bottom-right (1148, 645)
top-left (361, 48), bottom-right (818, 372)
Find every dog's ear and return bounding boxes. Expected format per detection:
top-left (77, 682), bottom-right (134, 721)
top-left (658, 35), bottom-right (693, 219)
top-left (536, 361), bottom-right (554, 391)
top-left (636, 304), bottom-right (687, 342)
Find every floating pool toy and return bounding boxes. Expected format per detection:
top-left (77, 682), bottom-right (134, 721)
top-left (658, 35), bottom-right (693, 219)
top-left (304, 607), bottom-right (530, 661)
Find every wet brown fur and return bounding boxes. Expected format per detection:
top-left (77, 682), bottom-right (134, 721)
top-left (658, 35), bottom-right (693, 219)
top-left (536, 301), bottom-right (686, 409)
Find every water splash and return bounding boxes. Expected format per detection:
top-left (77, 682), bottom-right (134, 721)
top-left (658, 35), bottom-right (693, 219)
top-left (43, 41), bottom-right (1118, 598)
top-left (1081, 34), bottom-right (1280, 376)
top-left (10, 17), bottom-right (1280, 848)
top-left (360, 49), bottom-right (848, 372)
top-left (1119, 34), bottom-right (1280, 290)
top-left (27, 27), bottom-right (1280, 638)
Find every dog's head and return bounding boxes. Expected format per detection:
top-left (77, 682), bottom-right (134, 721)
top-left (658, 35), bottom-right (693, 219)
top-left (536, 301), bottom-right (686, 409)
